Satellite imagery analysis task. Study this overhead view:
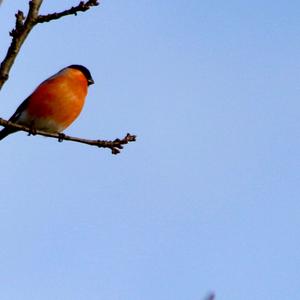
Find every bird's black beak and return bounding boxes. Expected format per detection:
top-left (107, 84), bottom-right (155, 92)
top-left (88, 78), bottom-right (95, 85)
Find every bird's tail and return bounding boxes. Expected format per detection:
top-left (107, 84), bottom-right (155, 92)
top-left (0, 127), bottom-right (18, 141)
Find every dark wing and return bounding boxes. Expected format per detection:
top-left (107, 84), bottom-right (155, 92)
top-left (9, 96), bottom-right (30, 122)
top-left (0, 97), bottom-right (30, 140)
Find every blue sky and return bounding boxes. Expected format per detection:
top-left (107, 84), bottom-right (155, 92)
top-left (0, 1), bottom-right (299, 299)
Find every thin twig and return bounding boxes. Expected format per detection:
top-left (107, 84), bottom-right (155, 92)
top-left (37, 0), bottom-right (99, 23)
top-left (0, 118), bottom-right (136, 154)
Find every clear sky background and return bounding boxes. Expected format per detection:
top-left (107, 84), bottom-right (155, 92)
top-left (0, 1), bottom-right (299, 299)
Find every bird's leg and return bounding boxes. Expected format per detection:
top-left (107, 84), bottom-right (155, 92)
top-left (58, 132), bottom-right (65, 143)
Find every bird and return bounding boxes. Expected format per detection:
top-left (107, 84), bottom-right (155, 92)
top-left (0, 64), bottom-right (94, 140)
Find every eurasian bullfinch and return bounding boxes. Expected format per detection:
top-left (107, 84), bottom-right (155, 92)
top-left (0, 64), bottom-right (94, 140)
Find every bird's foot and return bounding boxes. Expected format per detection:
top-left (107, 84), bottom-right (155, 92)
top-left (58, 133), bottom-right (65, 143)
top-left (27, 126), bottom-right (37, 136)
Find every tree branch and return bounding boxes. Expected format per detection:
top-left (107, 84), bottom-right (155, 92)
top-left (0, 0), bottom-right (43, 90)
top-left (37, 0), bottom-right (99, 23)
top-left (0, 118), bottom-right (136, 154)
top-left (0, 0), bottom-right (99, 90)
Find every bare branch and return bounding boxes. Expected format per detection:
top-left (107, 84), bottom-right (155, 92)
top-left (0, 118), bottom-right (136, 155)
top-left (37, 0), bottom-right (99, 23)
top-left (0, 0), bottom-right (43, 90)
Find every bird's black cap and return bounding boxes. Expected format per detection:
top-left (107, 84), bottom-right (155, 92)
top-left (68, 64), bottom-right (94, 85)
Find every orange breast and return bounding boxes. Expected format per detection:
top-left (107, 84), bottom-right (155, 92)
top-left (27, 68), bottom-right (88, 130)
